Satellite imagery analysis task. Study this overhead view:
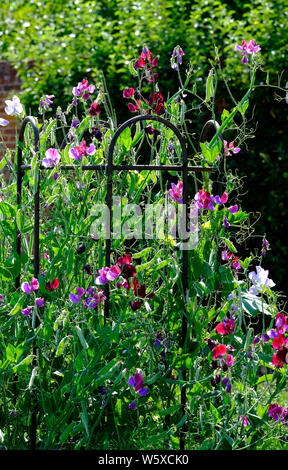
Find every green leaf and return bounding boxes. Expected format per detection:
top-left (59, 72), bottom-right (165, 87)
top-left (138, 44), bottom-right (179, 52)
top-left (0, 201), bottom-right (16, 218)
top-left (221, 109), bottom-right (230, 123)
top-left (75, 325), bottom-right (89, 350)
top-left (238, 99), bottom-right (249, 115)
top-left (241, 292), bottom-right (275, 316)
top-left (119, 127), bottom-right (132, 150)
top-left (159, 404), bottom-right (182, 417)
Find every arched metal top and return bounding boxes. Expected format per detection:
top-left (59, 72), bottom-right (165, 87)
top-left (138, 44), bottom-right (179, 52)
top-left (107, 114), bottom-right (188, 169)
top-left (199, 119), bottom-right (224, 155)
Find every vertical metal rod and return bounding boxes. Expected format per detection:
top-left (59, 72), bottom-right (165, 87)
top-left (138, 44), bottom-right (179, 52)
top-left (15, 117), bottom-right (39, 450)
top-left (180, 140), bottom-right (188, 452)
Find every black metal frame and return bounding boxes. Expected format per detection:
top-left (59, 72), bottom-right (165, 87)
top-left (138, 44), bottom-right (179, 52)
top-left (15, 114), bottom-right (220, 450)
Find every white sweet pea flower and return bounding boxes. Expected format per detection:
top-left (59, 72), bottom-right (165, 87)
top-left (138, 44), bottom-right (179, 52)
top-left (248, 265), bottom-right (275, 295)
top-left (0, 118), bottom-right (9, 126)
top-left (5, 95), bottom-right (23, 116)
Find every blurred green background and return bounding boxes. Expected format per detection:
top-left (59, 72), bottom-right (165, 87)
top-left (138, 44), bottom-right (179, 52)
top-left (1, 0), bottom-right (287, 295)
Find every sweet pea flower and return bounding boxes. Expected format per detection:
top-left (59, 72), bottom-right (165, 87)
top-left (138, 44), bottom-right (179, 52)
top-left (223, 140), bottom-right (241, 157)
top-left (39, 94), bottom-right (55, 110)
top-left (95, 265), bottom-right (121, 285)
top-left (5, 95), bottom-right (23, 116)
top-left (123, 87), bottom-right (135, 98)
top-left (42, 148), bottom-right (61, 168)
top-left (129, 401), bottom-right (137, 410)
top-left (21, 277), bottom-right (39, 294)
top-left (168, 180), bottom-right (183, 204)
top-left (171, 46), bottom-right (185, 71)
top-left (240, 415), bottom-right (250, 426)
top-left (212, 344), bottom-right (227, 359)
top-left (89, 103), bottom-right (100, 116)
top-left (0, 118), bottom-right (9, 126)
top-left (45, 278), bottom-right (59, 291)
top-left (228, 205), bottom-right (238, 214)
top-left (72, 79), bottom-right (95, 99)
top-left (69, 287), bottom-right (85, 304)
top-left (248, 265), bottom-right (275, 295)
top-left (35, 298), bottom-right (45, 307)
top-left (127, 372), bottom-right (148, 396)
top-left (69, 140), bottom-right (96, 161)
top-left (235, 39), bottom-right (261, 63)
top-left (215, 317), bottom-right (235, 336)
top-left (21, 307), bottom-right (32, 316)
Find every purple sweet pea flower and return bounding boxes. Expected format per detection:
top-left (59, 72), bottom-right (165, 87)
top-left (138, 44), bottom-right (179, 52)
top-left (35, 298), bottom-right (45, 307)
top-left (127, 372), bottom-right (148, 396)
top-left (21, 277), bottom-right (39, 294)
top-left (223, 217), bottom-right (230, 228)
top-left (22, 306), bottom-right (32, 316)
top-left (228, 205), bottom-right (238, 214)
top-left (129, 401), bottom-right (137, 410)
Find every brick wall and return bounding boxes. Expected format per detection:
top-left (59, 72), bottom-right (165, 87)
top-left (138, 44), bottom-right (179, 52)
top-left (0, 61), bottom-right (21, 150)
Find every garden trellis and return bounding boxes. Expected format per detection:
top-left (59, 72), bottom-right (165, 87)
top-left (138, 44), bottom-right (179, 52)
top-left (15, 114), bottom-right (221, 450)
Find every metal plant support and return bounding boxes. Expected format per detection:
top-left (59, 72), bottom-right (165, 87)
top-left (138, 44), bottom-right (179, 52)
top-left (15, 114), bottom-right (220, 450)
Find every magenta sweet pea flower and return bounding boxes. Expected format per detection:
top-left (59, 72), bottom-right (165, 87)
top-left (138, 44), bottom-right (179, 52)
top-left (72, 79), bottom-right (95, 99)
top-left (89, 103), bottom-right (101, 116)
top-left (42, 148), bottom-right (61, 168)
top-left (123, 87), bottom-right (135, 98)
top-left (95, 266), bottom-right (121, 285)
top-left (240, 415), bottom-right (250, 426)
top-left (168, 180), bottom-right (183, 204)
top-left (235, 39), bottom-right (261, 64)
top-left (69, 140), bottom-right (96, 161)
top-left (226, 354), bottom-right (234, 366)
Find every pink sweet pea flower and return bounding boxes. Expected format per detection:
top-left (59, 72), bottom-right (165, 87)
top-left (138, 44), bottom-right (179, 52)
top-left (223, 140), bottom-right (241, 157)
top-left (42, 148), bottom-right (61, 168)
top-left (240, 415), bottom-right (250, 426)
top-left (226, 354), bottom-right (234, 366)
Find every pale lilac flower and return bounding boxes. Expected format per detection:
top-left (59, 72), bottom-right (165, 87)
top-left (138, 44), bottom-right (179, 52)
top-left (5, 95), bottom-right (23, 116)
top-left (40, 95), bottom-right (55, 110)
top-left (248, 265), bottom-right (276, 295)
top-left (42, 148), bottom-right (61, 168)
top-left (0, 118), bottom-right (9, 126)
